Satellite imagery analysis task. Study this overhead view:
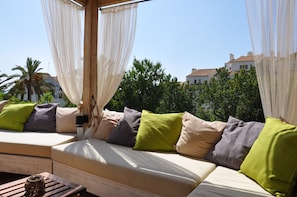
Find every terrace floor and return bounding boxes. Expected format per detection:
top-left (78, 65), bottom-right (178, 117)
top-left (0, 172), bottom-right (27, 184)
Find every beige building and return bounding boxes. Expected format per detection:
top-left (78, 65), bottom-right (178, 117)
top-left (186, 68), bottom-right (217, 84)
top-left (186, 52), bottom-right (255, 84)
top-left (29, 73), bottom-right (65, 106)
top-left (225, 52), bottom-right (255, 72)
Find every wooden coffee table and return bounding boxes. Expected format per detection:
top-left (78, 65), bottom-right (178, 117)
top-left (0, 172), bottom-right (86, 197)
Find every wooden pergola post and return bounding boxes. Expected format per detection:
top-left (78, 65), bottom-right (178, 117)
top-left (82, 0), bottom-right (98, 117)
top-left (76, 0), bottom-right (131, 118)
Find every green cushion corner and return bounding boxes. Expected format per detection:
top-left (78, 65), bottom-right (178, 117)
top-left (0, 103), bottom-right (36, 131)
top-left (240, 117), bottom-right (297, 196)
top-left (133, 110), bottom-right (183, 152)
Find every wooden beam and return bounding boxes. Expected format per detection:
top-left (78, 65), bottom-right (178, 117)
top-left (76, 0), bottom-right (132, 117)
top-left (73, 0), bottom-right (131, 8)
top-left (82, 0), bottom-right (98, 117)
top-left (72, 0), bottom-right (87, 6)
top-left (97, 0), bottom-right (131, 7)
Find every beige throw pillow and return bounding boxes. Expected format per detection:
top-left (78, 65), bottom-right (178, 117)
top-left (56, 107), bottom-right (80, 133)
top-left (93, 110), bottom-right (123, 141)
top-left (176, 112), bottom-right (226, 159)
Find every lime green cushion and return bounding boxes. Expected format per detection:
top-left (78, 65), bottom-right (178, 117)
top-left (133, 110), bottom-right (183, 151)
top-left (240, 117), bottom-right (297, 196)
top-left (0, 103), bottom-right (36, 131)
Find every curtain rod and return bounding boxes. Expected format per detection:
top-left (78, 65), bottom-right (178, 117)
top-left (70, 0), bottom-right (85, 8)
top-left (99, 0), bottom-right (152, 11)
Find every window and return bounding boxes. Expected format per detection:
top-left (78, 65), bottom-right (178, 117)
top-left (240, 64), bottom-right (248, 70)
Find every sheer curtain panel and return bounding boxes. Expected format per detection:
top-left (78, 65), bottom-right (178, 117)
top-left (96, 4), bottom-right (137, 111)
top-left (41, 0), bottom-right (84, 106)
top-left (84, 4), bottom-right (137, 139)
top-left (245, 0), bottom-right (297, 124)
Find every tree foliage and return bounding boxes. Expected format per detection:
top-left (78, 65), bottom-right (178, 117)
top-left (107, 59), bottom-right (264, 122)
top-left (39, 92), bottom-right (54, 104)
top-left (233, 66), bottom-right (264, 121)
top-left (157, 76), bottom-right (196, 113)
top-left (196, 66), bottom-right (264, 122)
top-left (0, 56), bottom-right (263, 122)
top-left (0, 72), bottom-right (18, 94)
top-left (9, 57), bottom-right (54, 101)
top-left (107, 58), bottom-right (166, 111)
top-left (107, 58), bottom-right (196, 113)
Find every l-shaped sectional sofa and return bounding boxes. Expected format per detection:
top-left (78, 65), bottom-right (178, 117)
top-left (0, 131), bottom-right (274, 197)
top-left (0, 102), bottom-right (296, 197)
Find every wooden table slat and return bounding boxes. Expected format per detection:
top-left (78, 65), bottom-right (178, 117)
top-left (0, 179), bottom-right (26, 196)
top-left (0, 172), bottom-right (86, 197)
top-left (1, 187), bottom-right (25, 197)
top-left (46, 185), bottom-right (71, 196)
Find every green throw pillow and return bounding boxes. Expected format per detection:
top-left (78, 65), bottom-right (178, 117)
top-left (0, 103), bottom-right (36, 131)
top-left (240, 117), bottom-right (297, 196)
top-left (133, 110), bottom-right (183, 152)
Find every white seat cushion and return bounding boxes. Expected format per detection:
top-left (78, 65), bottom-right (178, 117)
top-left (0, 130), bottom-right (76, 157)
top-left (52, 139), bottom-right (216, 197)
top-left (188, 166), bottom-right (273, 197)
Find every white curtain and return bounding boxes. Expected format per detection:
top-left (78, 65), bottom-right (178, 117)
top-left (96, 4), bottom-right (138, 110)
top-left (245, 0), bottom-right (297, 124)
top-left (41, 0), bottom-right (84, 106)
top-left (83, 4), bottom-right (138, 139)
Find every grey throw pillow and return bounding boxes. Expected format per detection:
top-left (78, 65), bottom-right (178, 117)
top-left (206, 116), bottom-right (264, 170)
top-left (108, 107), bottom-right (141, 147)
top-left (24, 103), bottom-right (58, 132)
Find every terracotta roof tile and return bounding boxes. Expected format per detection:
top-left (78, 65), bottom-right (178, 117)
top-left (187, 68), bottom-right (217, 77)
top-left (229, 70), bottom-right (239, 76)
top-left (234, 55), bottom-right (254, 62)
top-left (226, 55), bottom-right (254, 64)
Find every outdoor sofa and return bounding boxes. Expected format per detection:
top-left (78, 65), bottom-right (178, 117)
top-left (0, 101), bottom-right (296, 197)
top-left (0, 101), bottom-right (78, 175)
top-left (52, 108), bottom-right (297, 197)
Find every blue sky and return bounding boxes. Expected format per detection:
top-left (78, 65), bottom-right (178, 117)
top-left (0, 0), bottom-right (251, 82)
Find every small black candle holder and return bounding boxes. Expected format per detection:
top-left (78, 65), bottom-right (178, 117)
top-left (24, 175), bottom-right (45, 197)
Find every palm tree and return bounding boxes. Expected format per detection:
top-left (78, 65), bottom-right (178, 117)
top-left (10, 57), bottom-right (53, 101)
top-left (0, 72), bottom-right (18, 92)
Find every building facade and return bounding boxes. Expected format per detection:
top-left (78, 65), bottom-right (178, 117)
top-left (186, 68), bottom-right (217, 84)
top-left (186, 52), bottom-right (255, 84)
top-left (225, 52), bottom-right (255, 72)
top-left (28, 73), bottom-right (65, 106)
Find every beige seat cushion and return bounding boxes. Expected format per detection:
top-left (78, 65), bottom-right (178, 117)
top-left (0, 130), bottom-right (76, 157)
top-left (188, 166), bottom-right (273, 197)
top-left (52, 139), bottom-right (216, 197)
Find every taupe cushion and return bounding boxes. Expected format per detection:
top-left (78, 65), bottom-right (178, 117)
top-left (93, 110), bottom-right (123, 141)
top-left (176, 112), bottom-right (226, 159)
top-left (56, 107), bottom-right (79, 133)
top-left (108, 107), bottom-right (141, 147)
top-left (52, 139), bottom-right (216, 197)
top-left (206, 116), bottom-right (264, 170)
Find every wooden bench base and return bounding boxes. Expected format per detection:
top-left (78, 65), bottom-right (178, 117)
top-left (0, 154), bottom-right (52, 175)
top-left (53, 161), bottom-right (160, 197)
